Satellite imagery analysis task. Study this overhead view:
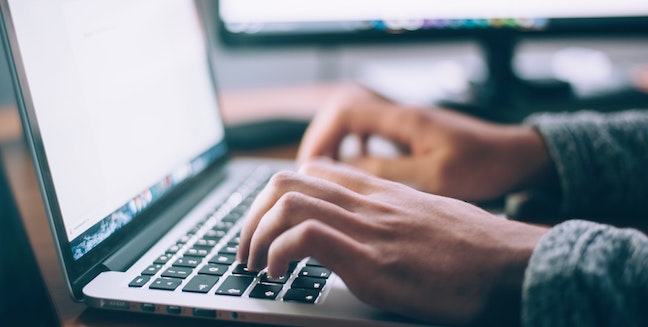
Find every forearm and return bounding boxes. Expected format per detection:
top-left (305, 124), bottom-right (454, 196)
top-left (525, 110), bottom-right (648, 217)
top-left (522, 220), bottom-right (648, 327)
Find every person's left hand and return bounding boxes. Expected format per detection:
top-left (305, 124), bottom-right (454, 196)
top-left (237, 159), bottom-right (548, 326)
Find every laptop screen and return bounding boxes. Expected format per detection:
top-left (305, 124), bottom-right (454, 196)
top-left (7, 0), bottom-right (226, 260)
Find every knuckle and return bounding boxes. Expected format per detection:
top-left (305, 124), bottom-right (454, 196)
top-left (276, 191), bottom-right (305, 213)
top-left (268, 170), bottom-right (299, 191)
top-left (296, 219), bottom-right (325, 244)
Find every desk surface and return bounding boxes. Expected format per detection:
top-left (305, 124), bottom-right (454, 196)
top-left (0, 83), bottom-right (341, 327)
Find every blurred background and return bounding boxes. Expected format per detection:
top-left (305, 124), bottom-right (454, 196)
top-left (2, 2), bottom-right (648, 115)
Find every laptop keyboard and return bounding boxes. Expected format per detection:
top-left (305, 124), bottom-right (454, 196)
top-left (128, 167), bottom-right (331, 304)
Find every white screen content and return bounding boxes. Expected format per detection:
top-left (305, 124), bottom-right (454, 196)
top-left (9, 0), bottom-right (224, 240)
top-left (220, 0), bottom-right (648, 23)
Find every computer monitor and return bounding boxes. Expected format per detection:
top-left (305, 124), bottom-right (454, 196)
top-left (215, 0), bottom-right (648, 118)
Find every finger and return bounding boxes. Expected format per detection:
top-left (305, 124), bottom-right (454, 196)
top-left (246, 192), bottom-right (362, 271)
top-left (346, 156), bottom-right (426, 189)
top-left (298, 158), bottom-right (387, 195)
top-left (297, 102), bottom-right (416, 164)
top-left (265, 219), bottom-right (371, 282)
top-left (237, 170), bottom-right (363, 263)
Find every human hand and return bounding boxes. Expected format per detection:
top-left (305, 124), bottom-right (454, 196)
top-left (237, 159), bottom-right (549, 325)
top-left (298, 84), bottom-right (555, 202)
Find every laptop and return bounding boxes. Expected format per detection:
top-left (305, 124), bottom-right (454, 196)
top-left (0, 1), bottom-right (429, 326)
top-left (0, 151), bottom-right (61, 327)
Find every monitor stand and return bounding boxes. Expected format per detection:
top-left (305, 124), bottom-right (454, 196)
top-left (439, 33), bottom-right (574, 123)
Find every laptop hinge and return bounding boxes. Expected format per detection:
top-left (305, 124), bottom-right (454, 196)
top-left (102, 165), bottom-right (227, 272)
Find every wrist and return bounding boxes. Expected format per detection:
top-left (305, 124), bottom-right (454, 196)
top-left (504, 126), bottom-right (558, 193)
top-left (479, 221), bottom-right (550, 327)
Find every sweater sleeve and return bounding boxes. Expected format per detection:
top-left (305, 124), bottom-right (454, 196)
top-left (521, 220), bottom-right (648, 327)
top-left (524, 110), bottom-right (648, 217)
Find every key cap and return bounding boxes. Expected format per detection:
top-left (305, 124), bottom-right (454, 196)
top-left (208, 253), bottom-right (236, 265)
top-left (291, 276), bottom-right (326, 290)
top-left (184, 247), bottom-right (209, 257)
top-left (173, 257), bottom-right (201, 268)
top-left (215, 276), bottom-right (253, 296)
top-left (222, 212), bottom-right (242, 223)
top-left (194, 239), bottom-right (218, 248)
top-left (153, 254), bottom-right (172, 265)
top-left (182, 275), bottom-right (219, 293)
top-left (129, 275), bottom-right (150, 288)
top-left (198, 263), bottom-right (229, 276)
top-left (231, 263), bottom-right (259, 276)
top-left (161, 267), bottom-right (193, 279)
top-left (141, 264), bottom-right (163, 276)
top-left (299, 266), bottom-right (330, 279)
top-left (177, 234), bottom-right (192, 244)
top-left (149, 278), bottom-right (182, 291)
top-left (219, 243), bottom-right (239, 255)
top-left (305, 257), bottom-right (323, 267)
top-left (166, 244), bottom-right (181, 254)
top-left (283, 289), bottom-right (320, 303)
top-left (203, 229), bottom-right (226, 240)
top-left (249, 283), bottom-right (282, 300)
top-left (260, 272), bottom-right (288, 284)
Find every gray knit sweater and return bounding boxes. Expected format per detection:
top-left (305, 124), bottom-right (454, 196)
top-left (521, 110), bottom-right (648, 326)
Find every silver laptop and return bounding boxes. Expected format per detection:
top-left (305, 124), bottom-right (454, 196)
top-left (0, 1), bottom-right (429, 326)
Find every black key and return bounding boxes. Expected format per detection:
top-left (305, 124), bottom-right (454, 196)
top-left (283, 289), bottom-right (319, 303)
top-left (198, 263), bottom-right (229, 276)
top-left (299, 266), bottom-right (330, 279)
top-left (231, 263), bottom-right (259, 276)
top-left (229, 234), bottom-right (241, 244)
top-left (141, 264), bottom-right (163, 276)
top-left (166, 244), bottom-right (181, 254)
top-left (260, 272), bottom-right (288, 284)
top-left (149, 278), bottom-right (182, 291)
top-left (305, 257), bottom-right (323, 267)
top-left (184, 247), bottom-right (209, 257)
top-left (161, 266), bottom-right (193, 279)
top-left (219, 244), bottom-right (239, 255)
top-left (129, 275), bottom-right (150, 288)
top-left (153, 254), bottom-right (172, 265)
top-left (212, 221), bottom-right (234, 230)
top-left (208, 253), bottom-right (236, 265)
top-left (291, 276), bottom-right (326, 290)
top-left (203, 229), bottom-right (226, 240)
top-left (215, 276), bottom-right (253, 296)
top-left (177, 234), bottom-right (192, 244)
top-left (195, 239), bottom-right (217, 248)
top-left (222, 212), bottom-right (242, 223)
top-left (173, 257), bottom-right (201, 268)
top-left (188, 224), bottom-right (203, 235)
top-left (249, 283), bottom-right (282, 300)
top-left (182, 275), bottom-right (219, 293)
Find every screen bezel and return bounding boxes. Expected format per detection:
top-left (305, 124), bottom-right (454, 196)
top-left (0, 0), bottom-right (230, 300)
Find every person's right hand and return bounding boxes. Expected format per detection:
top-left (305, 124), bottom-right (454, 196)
top-left (237, 159), bottom-right (549, 326)
top-left (298, 84), bottom-right (556, 202)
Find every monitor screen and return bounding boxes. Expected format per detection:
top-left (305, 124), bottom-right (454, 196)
top-left (217, 0), bottom-right (648, 45)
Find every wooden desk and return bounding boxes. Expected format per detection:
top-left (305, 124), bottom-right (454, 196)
top-left (0, 83), bottom-right (342, 327)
